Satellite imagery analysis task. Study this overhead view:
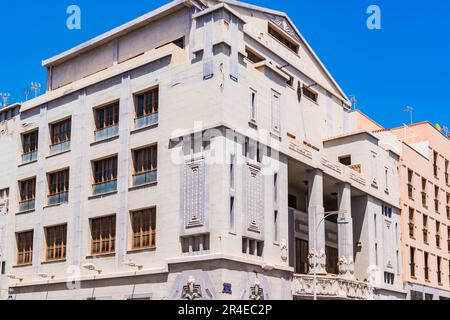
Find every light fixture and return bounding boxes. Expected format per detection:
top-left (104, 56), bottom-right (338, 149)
top-left (6, 274), bottom-right (23, 282)
top-left (82, 263), bottom-right (102, 274)
top-left (124, 260), bottom-right (143, 270)
top-left (36, 273), bottom-right (55, 280)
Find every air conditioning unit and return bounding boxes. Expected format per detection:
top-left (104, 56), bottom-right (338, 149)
top-left (0, 199), bottom-right (8, 215)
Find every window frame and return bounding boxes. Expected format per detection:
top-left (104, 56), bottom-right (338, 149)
top-left (93, 156), bottom-right (118, 186)
top-left (90, 215), bottom-right (116, 256)
top-left (16, 230), bottom-right (33, 266)
top-left (130, 208), bottom-right (156, 250)
top-left (50, 118), bottom-right (72, 147)
top-left (134, 87), bottom-right (159, 120)
top-left (22, 130), bottom-right (39, 155)
top-left (94, 102), bottom-right (120, 131)
top-left (45, 224), bottom-right (67, 262)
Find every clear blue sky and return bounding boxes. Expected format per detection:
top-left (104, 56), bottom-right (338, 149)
top-left (1, 0), bottom-right (449, 129)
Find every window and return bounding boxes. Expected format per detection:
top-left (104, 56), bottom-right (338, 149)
top-left (1, 261), bottom-right (5, 275)
top-left (445, 159), bottom-right (449, 185)
top-left (339, 155), bottom-right (352, 166)
top-left (48, 169), bottom-right (69, 205)
top-left (268, 25), bottom-right (299, 53)
top-left (302, 86), bottom-right (318, 103)
top-left (131, 209), bottom-right (156, 250)
top-left (93, 157), bottom-right (118, 195)
top-left (271, 90), bottom-right (280, 133)
top-left (434, 186), bottom-right (440, 213)
top-left (447, 193), bottom-right (450, 219)
top-left (17, 231), bottom-right (33, 265)
top-left (181, 234), bottom-right (210, 254)
top-left (424, 252), bottom-right (430, 281)
top-left (433, 151), bottom-right (439, 177)
top-left (384, 272), bottom-right (395, 285)
top-left (371, 152), bottom-right (378, 186)
top-left (423, 215), bottom-right (429, 243)
top-left (91, 216), bottom-right (116, 255)
top-left (245, 48), bottom-right (264, 64)
top-left (437, 256), bottom-right (442, 284)
top-left (242, 237), bottom-right (264, 257)
top-left (408, 208), bottom-right (415, 238)
top-left (421, 178), bottom-right (427, 207)
top-left (385, 167), bottom-right (389, 192)
top-left (230, 154), bottom-right (235, 189)
top-left (436, 221), bottom-right (441, 248)
top-left (132, 146), bottom-right (157, 187)
top-left (19, 178), bottom-right (36, 212)
top-left (410, 247), bottom-right (416, 278)
top-left (274, 210), bottom-right (279, 242)
top-left (229, 196), bottom-right (235, 233)
top-left (135, 88), bottom-right (159, 129)
top-left (407, 169), bottom-right (414, 199)
top-left (94, 102), bottom-right (119, 140)
top-left (0, 188), bottom-right (9, 215)
top-left (45, 225), bottom-right (67, 261)
top-left (288, 195), bottom-right (297, 210)
top-left (382, 205), bottom-right (392, 218)
top-left (50, 119), bottom-right (71, 154)
top-left (22, 130), bottom-right (38, 163)
top-left (274, 173), bottom-right (278, 204)
top-left (250, 89), bottom-right (257, 122)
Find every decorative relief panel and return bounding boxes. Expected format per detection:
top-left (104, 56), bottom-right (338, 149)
top-left (183, 159), bottom-right (207, 229)
top-left (265, 14), bottom-right (301, 42)
top-left (245, 164), bottom-right (264, 233)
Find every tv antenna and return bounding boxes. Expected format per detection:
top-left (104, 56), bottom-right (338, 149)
top-left (0, 93), bottom-right (10, 109)
top-left (30, 82), bottom-right (41, 97)
top-left (403, 106), bottom-right (414, 125)
top-left (350, 94), bottom-right (358, 109)
top-left (24, 88), bottom-right (31, 101)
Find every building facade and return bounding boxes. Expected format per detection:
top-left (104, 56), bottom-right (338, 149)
top-left (0, 0), bottom-right (406, 300)
top-left (389, 123), bottom-right (450, 300)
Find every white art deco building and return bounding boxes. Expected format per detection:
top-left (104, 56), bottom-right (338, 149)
top-left (0, 0), bottom-right (405, 300)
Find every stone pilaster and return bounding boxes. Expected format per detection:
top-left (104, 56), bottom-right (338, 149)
top-left (337, 183), bottom-right (355, 279)
top-left (308, 169), bottom-right (326, 275)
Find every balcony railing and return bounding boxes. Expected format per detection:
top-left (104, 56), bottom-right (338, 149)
top-left (135, 113), bottom-right (158, 129)
top-left (50, 141), bottom-right (71, 155)
top-left (19, 199), bottom-right (35, 212)
top-left (48, 192), bottom-right (69, 206)
top-left (132, 170), bottom-right (157, 187)
top-left (22, 151), bottom-right (37, 164)
top-left (292, 274), bottom-right (374, 300)
top-left (93, 180), bottom-right (117, 196)
top-left (95, 125), bottom-right (119, 141)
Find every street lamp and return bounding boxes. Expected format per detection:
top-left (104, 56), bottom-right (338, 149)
top-left (312, 210), bottom-right (350, 301)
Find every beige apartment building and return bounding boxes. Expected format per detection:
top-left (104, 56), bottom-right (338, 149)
top-left (389, 123), bottom-right (450, 300)
top-left (0, 0), bottom-right (406, 300)
top-left (352, 111), bottom-right (450, 300)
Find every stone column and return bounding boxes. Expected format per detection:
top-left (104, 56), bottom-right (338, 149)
top-left (308, 169), bottom-right (326, 275)
top-left (337, 183), bottom-right (355, 279)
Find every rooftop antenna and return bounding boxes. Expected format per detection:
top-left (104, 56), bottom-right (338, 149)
top-left (350, 94), bottom-right (357, 110)
top-left (24, 88), bottom-right (31, 101)
top-left (30, 82), bottom-right (41, 98)
top-left (0, 93), bottom-right (10, 109)
top-left (403, 106), bottom-right (414, 125)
